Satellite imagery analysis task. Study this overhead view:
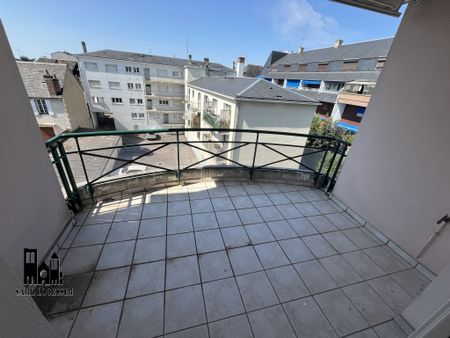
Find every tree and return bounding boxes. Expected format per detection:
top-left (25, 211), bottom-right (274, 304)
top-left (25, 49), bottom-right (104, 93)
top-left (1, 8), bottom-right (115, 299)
top-left (18, 56), bottom-right (35, 62)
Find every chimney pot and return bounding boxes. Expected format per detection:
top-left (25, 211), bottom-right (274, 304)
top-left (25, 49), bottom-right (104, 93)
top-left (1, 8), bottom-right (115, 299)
top-left (236, 56), bottom-right (245, 77)
top-left (81, 41), bottom-right (87, 53)
top-left (334, 39), bottom-right (343, 48)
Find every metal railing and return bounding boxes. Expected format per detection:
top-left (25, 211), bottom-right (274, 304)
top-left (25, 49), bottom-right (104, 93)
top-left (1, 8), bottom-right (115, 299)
top-left (203, 112), bottom-right (230, 128)
top-left (46, 128), bottom-right (350, 211)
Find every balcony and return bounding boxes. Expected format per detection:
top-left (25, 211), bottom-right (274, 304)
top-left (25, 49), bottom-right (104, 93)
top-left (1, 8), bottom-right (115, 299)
top-left (203, 110), bottom-right (231, 128)
top-left (146, 91), bottom-right (184, 99)
top-left (38, 129), bottom-right (428, 337)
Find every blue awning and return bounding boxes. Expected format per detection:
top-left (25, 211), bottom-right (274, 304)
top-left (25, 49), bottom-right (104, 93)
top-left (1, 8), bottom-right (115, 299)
top-left (302, 80), bottom-right (321, 85)
top-left (337, 121), bottom-right (359, 132)
top-left (286, 79), bottom-right (300, 88)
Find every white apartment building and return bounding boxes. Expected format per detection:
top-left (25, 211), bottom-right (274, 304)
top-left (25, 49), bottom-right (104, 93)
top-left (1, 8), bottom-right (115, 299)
top-left (17, 61), bottom-right (93, 140)
top-left (185, 76), bottom-right (318, 168)
top-left (76, 48), bottom-right (233, 130)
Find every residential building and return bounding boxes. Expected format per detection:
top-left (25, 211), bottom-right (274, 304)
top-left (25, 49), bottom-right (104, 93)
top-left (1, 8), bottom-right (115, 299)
top-left (17, 61), bottom-right (93, 140)
top-left (1, 0), bottom-right (450, 336)
top-left (185, 76), bottom-right (318, 167)
top-left (261, 37), bottom-right (393, 132)
top-left (76, 47), bottom-right (233, 130)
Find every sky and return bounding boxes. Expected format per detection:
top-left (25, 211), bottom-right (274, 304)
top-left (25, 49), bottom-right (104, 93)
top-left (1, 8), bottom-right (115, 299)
top-left (0, 0), bottom-right (404, 67)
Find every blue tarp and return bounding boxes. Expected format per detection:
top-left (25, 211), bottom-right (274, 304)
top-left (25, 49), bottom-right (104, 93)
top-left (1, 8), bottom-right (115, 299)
top-left (337, 121), bottom-right (359, 133)
top-left (302, 80), bottom-right (321, 85)
top-left (286, 79), bottom-right (301, 88)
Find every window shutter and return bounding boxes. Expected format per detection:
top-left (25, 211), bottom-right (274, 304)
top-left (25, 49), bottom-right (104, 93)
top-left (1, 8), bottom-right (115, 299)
top-left (46, 99), bottom-right (54, 116)
top-left (30, 99), bottom-right (39, 116)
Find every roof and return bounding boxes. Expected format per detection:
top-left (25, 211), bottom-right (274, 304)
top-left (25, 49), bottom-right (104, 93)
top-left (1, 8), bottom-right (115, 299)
top-left (265, 71), bottom-right (380, 82)
top-left (17, 61), bottom-right (67, 98)
top-left (331, 0), bottom-right (403, 17)
top-left (36, 57), bottom-right (78, 73)
top-left (263, 51), bottom-right (288, 68)
top-left (271, 37), bottom-right (393, 66)
top-left (76, 49), bottom-right (233, 72)
top-left (293, 90), bottom-right (338, 104)
top-left (244, 64), bottom-right (263, 78)
top-left (188, 76), bottom-right (317, 104)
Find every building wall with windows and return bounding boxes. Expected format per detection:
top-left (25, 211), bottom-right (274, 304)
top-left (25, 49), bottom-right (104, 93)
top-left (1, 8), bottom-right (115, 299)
top-left (77, 52), bottom-right (232, 131)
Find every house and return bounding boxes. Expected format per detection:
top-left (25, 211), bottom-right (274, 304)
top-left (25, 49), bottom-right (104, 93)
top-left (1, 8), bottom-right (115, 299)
top-left (185, 76), bottom-right (318, 167)
top-left (17, 61), bottom-right (93, 140)
top-left (76, 45), bottom-right (234, 131)
top-left (260, 37), bottom-right (393, 132)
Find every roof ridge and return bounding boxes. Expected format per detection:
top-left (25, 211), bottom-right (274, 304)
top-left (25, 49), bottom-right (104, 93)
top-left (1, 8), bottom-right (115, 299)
top-left (236, 78), bottom-right (261, 97)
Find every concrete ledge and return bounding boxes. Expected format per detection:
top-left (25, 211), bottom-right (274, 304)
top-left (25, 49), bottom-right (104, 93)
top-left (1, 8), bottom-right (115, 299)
top-left (78, 167), bottom-right (316, 204)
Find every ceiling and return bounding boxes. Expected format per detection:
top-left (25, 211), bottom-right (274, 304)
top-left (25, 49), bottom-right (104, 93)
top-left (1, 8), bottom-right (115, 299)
top-left (330, 0), bottom-right (405, 17)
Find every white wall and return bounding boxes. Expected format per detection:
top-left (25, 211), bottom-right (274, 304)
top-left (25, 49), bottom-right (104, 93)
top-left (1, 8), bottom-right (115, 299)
top-left (234, 101), bottom-right (316, 168)
top-left (334, 0), bottom-right (450, 274)
top-left (0, 21), bottom-right (69, 334)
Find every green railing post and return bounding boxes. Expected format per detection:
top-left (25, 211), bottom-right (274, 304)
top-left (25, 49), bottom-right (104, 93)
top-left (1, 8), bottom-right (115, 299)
top-left (324, 141), bottom-right (340, 190)
top-left (250, 132), bottom-right (259, 180)
top-left (57, 141), bottom-right (80, 205)
top-left (176, 131), bottom-right (181, 181)
top-left (315, 141), bottom-right (330, 186)
top-left (75, 137), bottom-right (93, 201)
top-left (50, 145), bottom-right (75, 209)
top-left (327, 143), bottom-right (348, 193)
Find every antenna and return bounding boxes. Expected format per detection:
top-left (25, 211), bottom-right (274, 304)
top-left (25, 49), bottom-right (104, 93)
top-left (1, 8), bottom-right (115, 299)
top-left (186, 34), bottom-right (189, 58)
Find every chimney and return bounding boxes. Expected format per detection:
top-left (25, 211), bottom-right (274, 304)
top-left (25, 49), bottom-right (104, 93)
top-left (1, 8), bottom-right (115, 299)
top-left (81, 41), bottom-right (87, 53)
top-left (297, 46), bottom-right (305, 54)
top-left (236, 56), bottom-right (245, 77)
top-left (188, 54), bottom-right (192, 64)
top-left (204, 57), bottom-right (210, 76)
top-left (334, 39), bottom-right (343, 48)
top-left (43, 70), bottom-right (61, 96)
top-left (232, 61), bottom-right (236, 70)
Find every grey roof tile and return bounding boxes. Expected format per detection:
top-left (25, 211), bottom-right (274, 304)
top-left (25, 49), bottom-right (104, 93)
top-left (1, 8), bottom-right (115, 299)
top-left (17, 61), bottom-right (67, 98)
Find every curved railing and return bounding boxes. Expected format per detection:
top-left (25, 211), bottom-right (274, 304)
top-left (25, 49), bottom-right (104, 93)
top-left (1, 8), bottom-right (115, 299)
top-left (46, 128), bottom-right (350, 211)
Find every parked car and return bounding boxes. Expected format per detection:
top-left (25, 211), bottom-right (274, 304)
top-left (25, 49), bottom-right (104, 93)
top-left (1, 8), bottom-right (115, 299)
top-left (145, 133), bottom-right (158, 140)
top-left (118, 164), bottom-right (148, 176)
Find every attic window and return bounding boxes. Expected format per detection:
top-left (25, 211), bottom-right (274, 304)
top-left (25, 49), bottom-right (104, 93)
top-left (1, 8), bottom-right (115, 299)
top-left (276, 95), bottom-right (283, 98)
top-left (342, 60), bottom-right (358, 71)
top-left (299, 64), bottom-right (307, 72)
top-left (317, 63), bottom-right (329, 72)
top-left (376, 59), bottom-right (386, 70)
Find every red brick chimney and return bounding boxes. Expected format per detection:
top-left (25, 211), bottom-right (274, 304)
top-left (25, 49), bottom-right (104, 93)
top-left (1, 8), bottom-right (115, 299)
top-left (43, 70), bottom-right (61, 96)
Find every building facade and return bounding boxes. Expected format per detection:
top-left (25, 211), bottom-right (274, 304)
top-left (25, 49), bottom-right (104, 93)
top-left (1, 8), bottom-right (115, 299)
top-left (260, 38), bottom-right (393, 132)
top-left (76, 49), bottom-right (233, 131)
top-left (185, 76), bottom-right (318, 167)
top-left (17, 61), bottom-right (93, 140)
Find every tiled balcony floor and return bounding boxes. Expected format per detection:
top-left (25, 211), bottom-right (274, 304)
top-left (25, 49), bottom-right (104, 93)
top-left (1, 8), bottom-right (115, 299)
top-left (40, 181), bottom-right (431, 338)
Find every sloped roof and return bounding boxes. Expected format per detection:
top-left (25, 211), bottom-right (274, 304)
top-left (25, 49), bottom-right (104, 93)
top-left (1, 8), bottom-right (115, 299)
top-left (188, 77), bottom-right (317, 104)
top-left (272, 37), bottom-right (393, 65)
top-left (76, 49), bottom-right (233, 72)
top-left (294, 90), bottom-right (338, 104)
top-left (265, 71), bottom-right (380, 82)
top-left (17, 61), bottom-right (67, 98)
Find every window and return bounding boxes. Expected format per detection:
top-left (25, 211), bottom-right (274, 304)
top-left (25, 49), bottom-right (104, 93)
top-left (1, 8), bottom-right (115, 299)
top-left (133, 67), bottom-right (140, 73)
top-left (135, 83), bottom-right (142, 90)
top-left (317, 63), bottom-right (329, 72)
top-left (299, 64), bottom-right (307, 72)
top-left (191, 89), bottom-right (194, 98)
top-left (108, 81), bottom-right (121, 89)
top-left (157, 69), bottom-right (168, 77)
top-left (223, 103), bottom-right (231, 111)
top-left (137, 98), bottom-right (143, 104)
top-left (172, 71), bottom-right (180, 77)
top-left (111, 97), bottom-right (122, 104)
top-left (342, 60), bottom-right (358, 71)
top-left (283, 64), bottom-right (291, 71)
top-left (163, 113), bottom-right (169, 124)
top-left (84, 62), bottom-right (98, 71)
top-left (150, 113), bottom-right (160, 119)
top-left (324, 82), bottom-right (344, 91)
top-left (35, 99), bottom-right (48, 114)
top-left (159, 84), bottom-right (168, 92)
top-left (376, 59), bottom-right (386, 70)
top-left (92, 96), bottom-right (104, 104)
top-left (159, 100), bottom-right (169, 105)
top-left (127, 83), bottom-right (134, 90)
top-left (88, 80), bottom-right (101, 88)
top-left (125, 66), bottom-right (132, 73)
top-left (105, 64), bottom-right (118, 73)
top-left (129, 98), bottom-right (136, 104)
top-left (131, 112), bottom-right (145, 119)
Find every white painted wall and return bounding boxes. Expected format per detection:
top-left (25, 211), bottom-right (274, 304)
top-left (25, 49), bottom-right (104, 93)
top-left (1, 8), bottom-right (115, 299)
top-left (0, 21), bottom-right (69, 333)
top-left (334, 0), bottom-right (450, 274)
top-left (234, 101), bottom-right (316, 168)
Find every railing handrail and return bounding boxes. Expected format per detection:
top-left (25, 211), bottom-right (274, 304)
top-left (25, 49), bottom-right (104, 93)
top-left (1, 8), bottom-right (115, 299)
top-left (46, 128), bottom-right (351, 146)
